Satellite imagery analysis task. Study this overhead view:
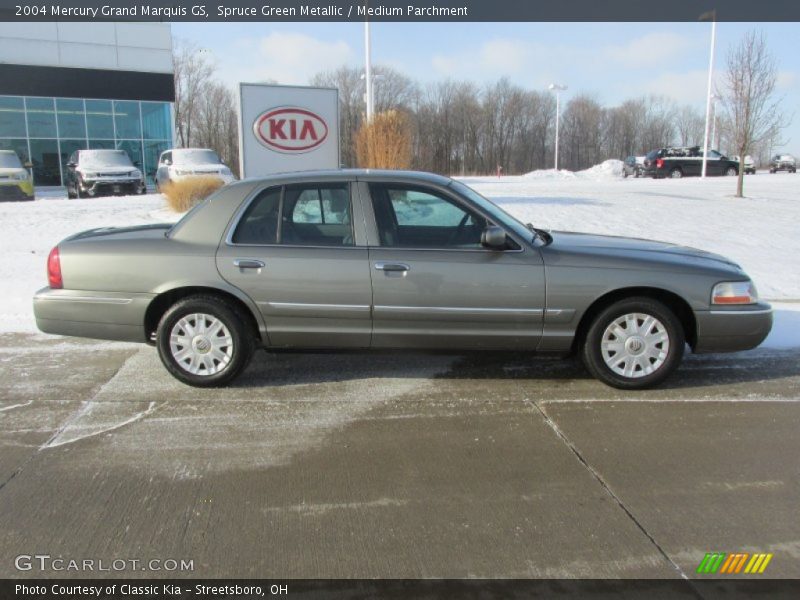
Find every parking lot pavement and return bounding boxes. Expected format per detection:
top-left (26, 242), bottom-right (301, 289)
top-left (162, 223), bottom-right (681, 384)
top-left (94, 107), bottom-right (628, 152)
top-left (0, 332), bottom-right (798, 578)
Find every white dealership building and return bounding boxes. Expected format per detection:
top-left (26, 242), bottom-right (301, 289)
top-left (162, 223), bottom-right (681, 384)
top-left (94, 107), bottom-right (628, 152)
top-left (0, 22), bottom-right (175, 187)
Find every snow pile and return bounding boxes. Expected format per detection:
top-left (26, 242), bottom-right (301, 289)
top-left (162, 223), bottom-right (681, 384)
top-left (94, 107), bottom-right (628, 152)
top-left (523, 159), bottom-right (624, 180)
top-left (578, 159), bottom-right (625, 179)
top-left (523, 168), bottom-right (578, 180)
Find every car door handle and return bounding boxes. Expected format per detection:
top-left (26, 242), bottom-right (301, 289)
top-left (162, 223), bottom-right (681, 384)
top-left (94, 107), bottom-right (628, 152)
top-left (233, 258), bottom-right (265, 269)
top-left (374, 262), bottom-right (410, 272)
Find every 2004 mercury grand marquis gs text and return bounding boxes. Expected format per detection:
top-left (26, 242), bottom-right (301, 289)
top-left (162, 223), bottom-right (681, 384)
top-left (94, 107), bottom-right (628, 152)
top-left (33, 170), bottom-right (772, 389)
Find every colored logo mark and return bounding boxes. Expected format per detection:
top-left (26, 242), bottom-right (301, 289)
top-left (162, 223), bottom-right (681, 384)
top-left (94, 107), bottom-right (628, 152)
top-left (697, 552), bottom-right (773, 574)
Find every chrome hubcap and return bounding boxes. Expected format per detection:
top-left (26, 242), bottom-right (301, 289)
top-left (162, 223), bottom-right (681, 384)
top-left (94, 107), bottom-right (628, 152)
top-left (170, 313), bottom-right (233, 376)
top-left (600, 312), bottom-right (670, 379)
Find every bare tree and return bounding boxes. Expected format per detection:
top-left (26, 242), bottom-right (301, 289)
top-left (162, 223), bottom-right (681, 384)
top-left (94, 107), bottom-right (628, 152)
top-left (172, 39), bottom-right (214, 148)
top-left (719, 31), bottom-right (786, 197)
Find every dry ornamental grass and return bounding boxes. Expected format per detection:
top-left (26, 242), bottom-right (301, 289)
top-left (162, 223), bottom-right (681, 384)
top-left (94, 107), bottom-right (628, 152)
top-left (161, 177), bottom-right (225, 212)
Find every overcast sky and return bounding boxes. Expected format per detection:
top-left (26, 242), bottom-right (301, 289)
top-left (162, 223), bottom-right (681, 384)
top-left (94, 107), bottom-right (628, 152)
top-left (173, 22), bottom-right (799, 153)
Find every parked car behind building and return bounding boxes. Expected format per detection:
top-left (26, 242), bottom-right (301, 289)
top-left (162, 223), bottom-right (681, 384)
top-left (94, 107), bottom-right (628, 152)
top-left (155, 148), bottom-right (236, 190)
top-left (0, 150), bottom-right (34, 201)
top-left (643, 146), bottom-right (739, 179)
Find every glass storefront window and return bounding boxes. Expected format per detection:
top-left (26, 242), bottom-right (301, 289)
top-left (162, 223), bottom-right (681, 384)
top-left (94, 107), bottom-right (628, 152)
top-left (0, 138), bottom-right (30, 164)
top-left (1, 95), bottom-right (172, 187)
top-left (25, 97), bottom-right (56, 138)
top-left (144, 139), bottom-right (171, 185)
top-left (56, 98), bottom-right (86, 139)
top-left (141, 102), bottom-right (171, 140)
top-left (116, 140), bottom-right (143, 171)
top-left (85, 100), bottom-right (114, 139)
top-left (114, 101), bottom-right (141, 139)
top-left (29, 139), bottom-right (61, 186)
top-left (0, 96), bottom-right (26, 138)
top-left (88, 139), bottom-right (116, 150)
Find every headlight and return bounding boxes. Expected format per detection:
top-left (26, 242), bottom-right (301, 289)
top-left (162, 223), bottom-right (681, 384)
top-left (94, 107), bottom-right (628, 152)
top-left (712, 281), bottom-right (758, 305)
top-left (82, 172), bottom-right (97, 179)
top-left (175, 169), bottom-right (191, 176)
top-left (129, 169), bottom-right (142, 179)
top-left (221, 167), bottom-right (232, 176)
top-left (12, 171), bottom-right (28, 181)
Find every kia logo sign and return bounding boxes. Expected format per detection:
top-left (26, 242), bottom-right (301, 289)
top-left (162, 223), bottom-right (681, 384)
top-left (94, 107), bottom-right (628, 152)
top-left (253, 107), bottom-right (329, 154)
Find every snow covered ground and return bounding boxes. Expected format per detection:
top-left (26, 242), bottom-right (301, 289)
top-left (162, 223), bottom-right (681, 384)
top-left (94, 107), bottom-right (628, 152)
top-left (0, 166), bottom-right (797, 349)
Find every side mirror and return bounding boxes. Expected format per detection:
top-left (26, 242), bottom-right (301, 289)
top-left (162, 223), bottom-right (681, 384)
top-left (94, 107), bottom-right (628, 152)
top-left (481, 225), bottom-right (508, 250)
top-left (24, 161), bottom-right (33, 169)
top-left (66, 162), bottom-right (76, 168)
top-left (134, 161), bottom-right (142, 167)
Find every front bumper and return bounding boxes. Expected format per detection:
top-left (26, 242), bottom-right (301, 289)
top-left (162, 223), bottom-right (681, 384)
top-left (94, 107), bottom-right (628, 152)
top-left (693, 302), bottom-right (773, 353)
top-left (33, 287), bottom-right (153, 343)
top-left (81, 178), bottom-right (145, 196)
top-left (0, 181), bottom-right (34, 201)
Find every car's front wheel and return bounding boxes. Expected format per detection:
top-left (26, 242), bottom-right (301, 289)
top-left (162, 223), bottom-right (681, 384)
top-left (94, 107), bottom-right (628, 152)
top-left (725, 167), bottom-right (738, 176)
top-left (156, 295), bottom-right (255, 387)
top-left (582, 297), bottom-right (685, 389)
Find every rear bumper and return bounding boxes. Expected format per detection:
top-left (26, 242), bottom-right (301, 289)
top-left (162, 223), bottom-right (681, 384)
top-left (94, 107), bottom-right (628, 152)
top-left (0, 182), bottom-right (34, 201)
top-left (693, 303), bottom-right (773, 353)
top-left (33, 287), bottom-right (153, 343)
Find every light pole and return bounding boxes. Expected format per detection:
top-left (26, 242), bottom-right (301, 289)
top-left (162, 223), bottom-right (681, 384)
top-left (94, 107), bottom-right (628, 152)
top-left (549, 83), bottom-right (567, 171)
top-left (364, 21), bottom-right (374, 122)
top-left (710, 93), bottom-right (719, 151)
top-left (700, 10), bottom-right (717, 178)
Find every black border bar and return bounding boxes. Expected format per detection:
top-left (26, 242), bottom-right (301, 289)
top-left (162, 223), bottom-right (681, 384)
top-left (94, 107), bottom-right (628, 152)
top-left (0, 0), bottom-right (799, 22)
top-left (4, 579), bottom-right (800, 600)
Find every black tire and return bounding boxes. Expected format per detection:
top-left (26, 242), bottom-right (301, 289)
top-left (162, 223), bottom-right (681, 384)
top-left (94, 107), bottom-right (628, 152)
top-left (156, 294), bottom-right (255, 387)
top-left (581, 297), bottom-right (685, 390)
top-left (669, 168), bottom-right (683, 179)
top-left (725, 167), bottom-right (738, 176)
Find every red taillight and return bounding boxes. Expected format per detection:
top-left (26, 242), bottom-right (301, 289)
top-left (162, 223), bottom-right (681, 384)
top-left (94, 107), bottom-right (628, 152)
top-left (47, 246), bottom-right (62, 289)
top-left (655, 158), bottom-right (665, 169)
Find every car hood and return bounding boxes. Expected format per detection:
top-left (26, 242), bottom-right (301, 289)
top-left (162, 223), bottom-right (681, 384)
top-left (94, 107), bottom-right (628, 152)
top-left (0, 168), bottom-right (26, 177)
top-left (171, 163), bottom-right (225, 171)
top-left (548, 230), bottom-right (741, 269)
top-left (78, 166), bottom-right (136, 174)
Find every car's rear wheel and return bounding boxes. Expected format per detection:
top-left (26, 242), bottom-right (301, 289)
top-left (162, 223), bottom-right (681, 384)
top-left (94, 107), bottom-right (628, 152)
top-left (582, 297), bottom-right (685, 389)
top-left (156, 295), bottom-right (255, 387)
top-left (669, 168), bottom-right (683, 179)
top-left (725, 166), bottom-right (738, 176)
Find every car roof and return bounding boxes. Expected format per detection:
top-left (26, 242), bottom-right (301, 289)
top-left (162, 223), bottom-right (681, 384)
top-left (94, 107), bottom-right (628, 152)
top-left (238, 169), bottom-right (453, 187)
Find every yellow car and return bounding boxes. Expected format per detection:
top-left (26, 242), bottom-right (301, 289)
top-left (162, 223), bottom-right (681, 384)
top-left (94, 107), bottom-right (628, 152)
top-left (0, 150), bottom-right (34, 201)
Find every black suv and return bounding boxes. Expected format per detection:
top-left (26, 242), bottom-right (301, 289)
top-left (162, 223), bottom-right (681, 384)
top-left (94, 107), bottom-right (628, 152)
top-left (643, 146), bottom-right (739, 179)
top-left (65, 149), bottom-right (146, 198)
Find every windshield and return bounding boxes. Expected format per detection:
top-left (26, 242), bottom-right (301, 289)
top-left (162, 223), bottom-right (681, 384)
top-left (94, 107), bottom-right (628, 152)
top-left (80, 150), bottom-right (134, 169)
top-left (173, 149), bottom-right (221, 165)
top-left (0, 152), bottom-right (22, 169)
top-left (449, 180), bottom-right (534, 243)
